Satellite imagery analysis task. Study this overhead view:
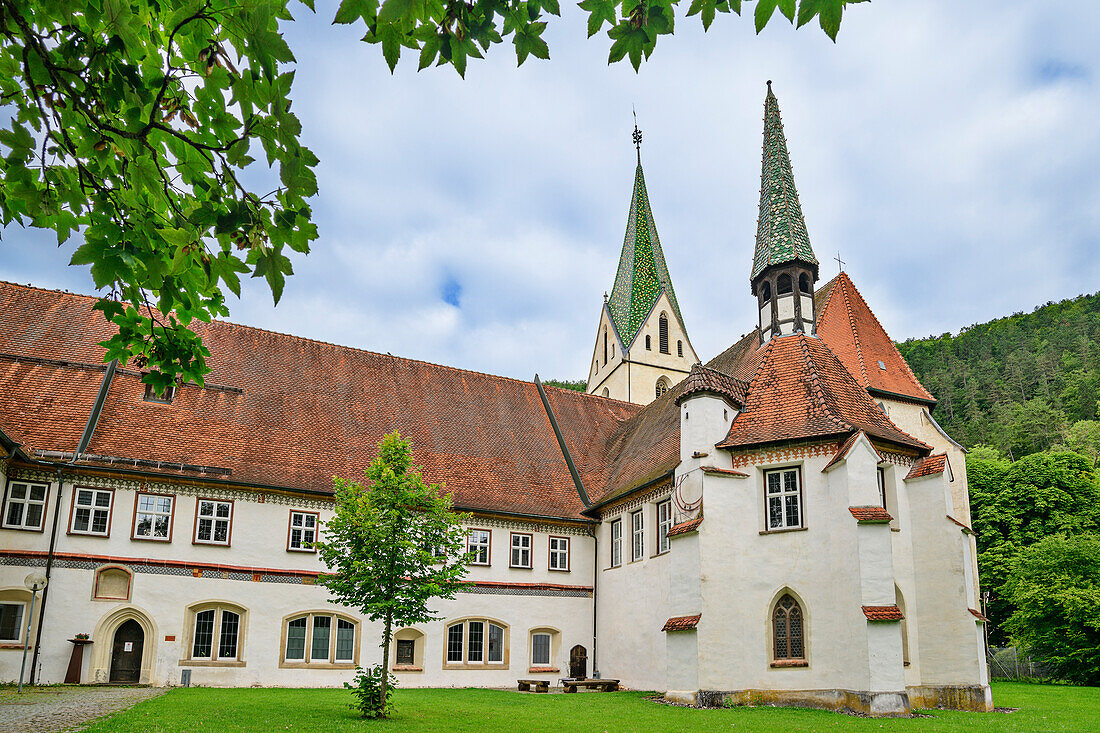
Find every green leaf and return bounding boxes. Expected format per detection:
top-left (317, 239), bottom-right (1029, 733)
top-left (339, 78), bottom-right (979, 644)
top-left (378, 0), bottom-right (416, 23)
top-left (755, 0), bottom-right (780, 32)
top-left (778, 0), bottom-right (796, 23)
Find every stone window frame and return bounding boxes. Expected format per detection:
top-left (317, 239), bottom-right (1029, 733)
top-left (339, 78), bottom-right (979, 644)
top-left (527, 626), bottom-right (561, 672)
top-left (181, 600), bottom-right (248, 667)
top-left (279, 610), bottom-right (360, 670)
top-left (442, 617), bottom-right (509, 670)
top-left (768, 589), bottom-right (809, 668)
top-left (0, 595), bottom-right (29, 647)
top-left (392, 628), bottom-right (425, 672)
top-left (1, 479), bottom-right (50, 532)
top-left (92, 564), bottom-right (133, 602)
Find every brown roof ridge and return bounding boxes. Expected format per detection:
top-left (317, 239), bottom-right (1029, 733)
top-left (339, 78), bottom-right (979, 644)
top-left (836, 275), bottom-right (870, 387)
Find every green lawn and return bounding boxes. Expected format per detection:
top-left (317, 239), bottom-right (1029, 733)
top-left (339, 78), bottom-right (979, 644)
top-left (82, 682), bottom-right (1098, 732)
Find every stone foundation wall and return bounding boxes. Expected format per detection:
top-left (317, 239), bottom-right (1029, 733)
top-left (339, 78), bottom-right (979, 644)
top-left (907, 684), bottom-right (993, 712)
top-left (689, 688), bottom-right (911, 716)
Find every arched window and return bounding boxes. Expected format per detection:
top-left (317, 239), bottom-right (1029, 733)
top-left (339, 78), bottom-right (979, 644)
top-left (655, 377), bottom-right (671, 399)
top-left (601, 387), bottom-right (609, 398)
top-left (677, 340), bottom-right (683, 358)
top-left (799, 273), bottom-right (812, 294)
top-left (777, 274), bottom-right (793, 295)
top-left (610, 343), bottom-right (615, 360)
top-left (184, 601), bottom-right (248, 665)
top-left (392, 628), bottom-right (425, 671)
top-left (281, 610), bottom-right (359, 668)
top-left (602, 330), bottom-right (608, 366)
top-left (659, 313), bottom-right (670, 354)
top-left (93, 565), bottom-right (132, 601)
top-left (772, 593), bottom-right (804, 661)
top-left (760, 281), bottom-right (771, 300)
top-left (645, 334), bottom-right (652, 350)
top-left (444, 618), bottom-right (509, 667)
top-left (529, 627), bottom-right (560, 669)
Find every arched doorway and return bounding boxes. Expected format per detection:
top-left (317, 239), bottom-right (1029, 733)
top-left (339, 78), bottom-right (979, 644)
top-left (569, 644), bottom-right (587, 679)
top-left (109, 619), bottom-right (144, 683)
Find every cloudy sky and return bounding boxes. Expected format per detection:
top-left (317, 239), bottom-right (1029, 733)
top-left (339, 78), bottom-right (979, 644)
top-left (3, 1), bottom-right (1098, 382)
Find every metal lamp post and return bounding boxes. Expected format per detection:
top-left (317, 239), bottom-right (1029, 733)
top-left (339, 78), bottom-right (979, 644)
top-left (18, 572), bottom-right (48, 692)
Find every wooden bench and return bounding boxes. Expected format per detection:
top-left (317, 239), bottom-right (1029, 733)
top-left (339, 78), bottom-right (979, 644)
top-left (517, 679), bottom-right (550, 693)
top-left (563, 678), bottom-right (619, 693)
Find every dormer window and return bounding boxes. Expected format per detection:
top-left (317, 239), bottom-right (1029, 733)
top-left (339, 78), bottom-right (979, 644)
top-left (877, 360), bottom-right (886, 370)
top-left (143, 383), bottom-right (174, 404)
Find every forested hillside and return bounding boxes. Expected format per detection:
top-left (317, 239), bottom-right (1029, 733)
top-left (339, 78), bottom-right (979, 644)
top-left (897, 292), bottom-right (1100, 461)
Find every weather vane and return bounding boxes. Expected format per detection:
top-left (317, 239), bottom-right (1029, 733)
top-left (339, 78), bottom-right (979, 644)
top-left (632, 107), bottom-right (642, 164)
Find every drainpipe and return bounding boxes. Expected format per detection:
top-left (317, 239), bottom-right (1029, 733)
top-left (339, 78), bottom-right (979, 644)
top-left (588, 524), bottom-right (598, 679)
top-left (29, 359), bottom-right (117, 684)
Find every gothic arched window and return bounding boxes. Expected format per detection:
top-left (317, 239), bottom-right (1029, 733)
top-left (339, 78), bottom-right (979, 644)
top-left (655, 377), bottom-right (671, 399)
top-left (659, 314), bottom-right (670, 354)
top-left (603, 331), bottom-right (608, 366)
top-left (799, 273), bottom-right (812, 294)
top-left (602, 387), bottom-right (609, 398)
top-left (645, 335), bottom-right (652, 350)
top-left (772, 593), bottom-right (804, 661)
top-left (777, 274), bottom-right (793, 295)
top-left (677, 340), bottom-right (683, 358)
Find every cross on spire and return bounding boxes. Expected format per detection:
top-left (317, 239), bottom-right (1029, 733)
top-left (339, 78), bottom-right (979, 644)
top-left (834, 252), bottom-right (846, 272)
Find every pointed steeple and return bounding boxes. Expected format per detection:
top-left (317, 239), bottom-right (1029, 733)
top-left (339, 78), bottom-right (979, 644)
top-left (751, 81), bottom-right (818, 282)
top-left (607, 128), bottom-right (684, 347)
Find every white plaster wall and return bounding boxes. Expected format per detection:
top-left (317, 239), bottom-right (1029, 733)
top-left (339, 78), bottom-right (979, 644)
top-left (587, 307), bottom-right (626, 400)
top-left (679, 395), bottom-right (737, 465)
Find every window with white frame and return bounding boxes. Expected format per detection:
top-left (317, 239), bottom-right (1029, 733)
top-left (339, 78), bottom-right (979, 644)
top-left (444, 618), bottom-right (507, 666)
top-left (3, 481), bottom-right (48, 531)
top-left (631, 509), bottom-right (644, 561)
top-left (531, 632), bottom-right (552, 667)
top-left (0, 602), bottom-right (25, 643)
top-left (766, 468), bottom-right (802, 530)
top-left (657, 499), bottom-right (673, 554)
top-left (132, 493), bottom-right (173, 540)
top-left (468, 529), bottom-right (491, 565)
top-left (69, 487), bottom-right (112, 536)
top-left (187, 604), bottom-right (245, 662)
top-left (510, 533), bottom-right (532, 568)
top-left (877, 467), bottom-right (887, 510)
top-left (610, 519), bottom-right (622, 567)
top-left (194, 499), bottom-right (232, 545)
top-left (548, 536), bottom-right (570, 571)
top-left (287, 510), bottom-right (318, 552)
top-left (282, 612), bottom-right (357, 666)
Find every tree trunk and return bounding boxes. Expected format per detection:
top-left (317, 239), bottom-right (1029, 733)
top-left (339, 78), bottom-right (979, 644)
top-left (380, 611), bottom-right (393, 717)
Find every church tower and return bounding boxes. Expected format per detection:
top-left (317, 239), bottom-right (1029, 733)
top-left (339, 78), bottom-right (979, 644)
top-left (587, 126), bottom-right (699, 404)
top-left (752, 82), bottom-right (819, 343)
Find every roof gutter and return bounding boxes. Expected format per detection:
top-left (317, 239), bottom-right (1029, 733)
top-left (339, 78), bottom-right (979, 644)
top-left (534, 375), bottom-right (591, 507)
top-left (581, 468), bottom-right (675, 519)
top-left (867, 386), bottom-right (937, 409)
top-left (30, 359), bottom-right (116, 684)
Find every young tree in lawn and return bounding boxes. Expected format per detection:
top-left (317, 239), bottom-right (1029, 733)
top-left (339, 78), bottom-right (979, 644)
top-left (315, 431), bottom-right (470, 718)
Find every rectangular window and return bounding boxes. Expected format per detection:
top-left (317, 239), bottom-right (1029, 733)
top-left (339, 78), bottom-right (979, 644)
top-left (468, 529), bottom-right (491, 566)
top-left (287, 510), bottom-right (318, 552)
top-left (218, 610), bottom-right (239, 659)
top-left (285, 617), bottom-right (307, 661)
top-left (311, 615), bottom-right (331, 660)
top-left (548, 536), bottom-right (570, 571)
top-left (657, 499), bottom-right (672, 554)
top-left (70, 487), bottom-right (112, 536)
top-left (0, 603), bottom-right (25, 643)
top-left (467, 620), bottom-right (484, 662)
top-left (488, 624), bottom-right (504, 663)
top-left (610, 519), bottom-right (622, 567)
top-left (133, 493), bottom-right (173, 540)
top-left (396, 639), bottom-right (415, 666)
top-left (194, 499), bottom-right (232, 545)
top-left (335, 618), bottom-right (355, 662)
top-left (192, 609), bottom-right (215, 659)
top-left (766, 468), bottom-right (802, 530)
top-left (143, 383), bottom-right (175, 403)
top-left (510, 533), bottom-right (532, 569)
top-left (531, 633), bottom-right (551, 666)
top-left (877, 467), bottom-right (887, 510)
top-left (446, 623), bottom-right (464, 663)
top-left (631, 510), bottom-right (644, 561)
top-left (2, 481), bottom-right (48, 531)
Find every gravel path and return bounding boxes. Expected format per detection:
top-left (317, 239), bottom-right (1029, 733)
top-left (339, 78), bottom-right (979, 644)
top-left (0, 685), bottom-right (166, 732)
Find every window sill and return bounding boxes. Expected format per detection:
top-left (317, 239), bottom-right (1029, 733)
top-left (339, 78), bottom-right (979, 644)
top-left (131, 535), bottom-right (172, 543)
top-left (770, 659), bottom-right (808, 668)
top-left (509, 565), bottom-right (533, 570)
top-left (391, 665), bottom-right (423, 672)
top-left (548, 567), bottom-right (570, 573)
top-left (67, 531), bottom-right (109, 538)
top-left (1, 525), bottom-right (46, 533)
top-left (469, 562), bottom-right (491, 568)
top-left (650, 550), bottom-right (670, 559)
top-left (528, 667), bottom-right (560, 674)
top-left (286, 548), bottom-right (317, 554)
top-left (279, 661), bottom-right (356, 670)
top-left (179, 659), bottom-right (247, 667)
top-left (0, 643), bottom-right (31, 650)
top-left (192, 541), bottom-right (232, 548)
top-left (443, 663), bottom-right (510, 671)
top-left (759, 526), bottom-right (808, 536)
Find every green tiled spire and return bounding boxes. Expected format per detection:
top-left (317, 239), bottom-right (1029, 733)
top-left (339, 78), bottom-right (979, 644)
top-left (751, 82), bottom-right (818, 281)
top-left (608, 162), bottom-right (684, 346)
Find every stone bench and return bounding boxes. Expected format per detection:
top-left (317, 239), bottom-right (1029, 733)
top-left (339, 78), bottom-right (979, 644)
top-left (563, 678), bottom-right (619, 693)
top-left (517, 679), bottom-right (550, 693)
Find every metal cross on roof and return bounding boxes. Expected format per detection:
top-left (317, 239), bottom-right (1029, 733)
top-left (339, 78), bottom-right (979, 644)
top-left (834, 252), bottom-right (846, 272)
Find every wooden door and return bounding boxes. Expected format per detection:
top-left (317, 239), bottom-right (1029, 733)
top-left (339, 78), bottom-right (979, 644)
top-left (109, 620), bottom-right (144, 683)
top-left (569, 644), bottom-right (587, 679)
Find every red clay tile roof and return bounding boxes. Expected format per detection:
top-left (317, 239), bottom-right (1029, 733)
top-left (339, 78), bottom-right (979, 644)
top-left (700, 466), bottom-right (747, 477)
top-left (816, 273), bottom-right (935, 405)
top-left (666, 516), bottom-right (703, 537)
top-left (862, 605), bottom-right (904, 621)
top-left (0, 281), bottom-right (639, 519)
top-left (716, 334), bottom-right (930, 452)
top-left (906, 453), bottom-right (947, 480)
top-left (675, 364), bottom-right (749, 406)
top-left (849, 506), bottom-right (893, 522)
top-left (968, 608), bottom-right (989, 622)
top-left (662, 613), bottom-right (701, 632)
top-left (822, 430), bottom-right (883, 472)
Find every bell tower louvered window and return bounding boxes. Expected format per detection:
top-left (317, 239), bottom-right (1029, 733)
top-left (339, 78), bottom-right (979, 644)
top-left (659, 313), bottom-right (670, 354)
